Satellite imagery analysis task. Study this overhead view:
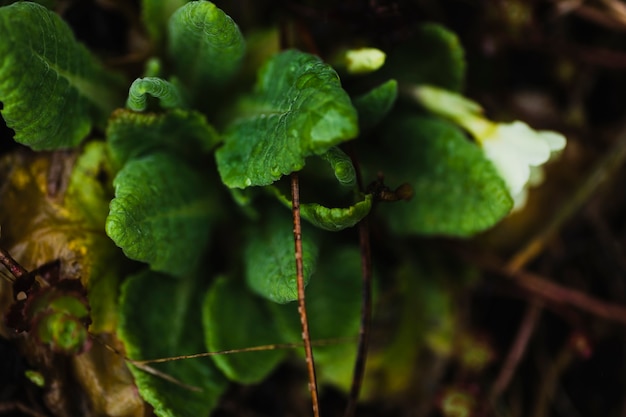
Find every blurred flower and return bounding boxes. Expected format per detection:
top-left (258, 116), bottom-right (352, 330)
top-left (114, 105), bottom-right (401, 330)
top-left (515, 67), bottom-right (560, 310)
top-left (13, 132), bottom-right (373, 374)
top-left (412, 85), bottom-right (566, 208)
top-left (343, 48), bottom-right (386, 74)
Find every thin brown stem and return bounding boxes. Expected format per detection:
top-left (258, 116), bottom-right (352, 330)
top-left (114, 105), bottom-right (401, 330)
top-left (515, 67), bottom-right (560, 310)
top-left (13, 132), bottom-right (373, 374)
top-left (468, 252), bottom-right (626, 326)
top-left (466, 252), bottom-right (626, 324)
top-left (344, 217), bottom-right (373, 417)
top-left (131, 337), bottom-right (355, 364)
top-left (489, 300), bottom-right (543, 402)
top-left (291, 172), bottom-right (320, 417)
top-left (511, 269), bottom-right (626, 325)
top-left (0, 246), bottom-right (27, 280)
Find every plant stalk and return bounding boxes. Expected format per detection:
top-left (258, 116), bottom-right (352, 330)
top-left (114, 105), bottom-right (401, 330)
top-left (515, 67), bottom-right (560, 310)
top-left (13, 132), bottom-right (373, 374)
top-left (291, 172), bottom-right (320, 417)
top-left (344, 216), bottom-right (373, 417)
top-left (489, 300), bottom-right (543, 402)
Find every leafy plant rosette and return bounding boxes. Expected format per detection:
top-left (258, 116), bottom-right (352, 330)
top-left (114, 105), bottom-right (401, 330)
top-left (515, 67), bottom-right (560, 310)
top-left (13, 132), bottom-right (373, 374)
top-left (0, 1), bottom-right (566, 417)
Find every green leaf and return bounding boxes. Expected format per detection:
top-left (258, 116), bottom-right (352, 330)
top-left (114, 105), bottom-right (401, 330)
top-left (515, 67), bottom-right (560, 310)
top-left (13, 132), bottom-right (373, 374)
top-left (269, 187), bottom-right (372, 232)
top-left (245, 212), bottom-right (318, 303)
top-left (352, 79), bottom-right (398, 131)
top-left (167, 1), bottom-right (245, 93)
top-left (118, 269), bottom-right (227, 417)
top-left (106, 108), bottom-right (219, 167)
top-left (216, 50), bottom-right (359, 188)
top-left (0, 2), bottom-right (125, 150)
top-left (382, 23), bottom-right (465, 91)
top-left (299, 196), bottom-right (372, 231)
top-left (379, 115), bottom-right (512, 236)
top-left (126, 77), bottom-right (185, 111)
top-left (106, 153), bottom-right (216, 277)
top-left (202, 276), bottom-right (289, 383)
top-left (270, 247), bottom-right (362, 389)
top-left (142, 0), bottom-right (189, 47)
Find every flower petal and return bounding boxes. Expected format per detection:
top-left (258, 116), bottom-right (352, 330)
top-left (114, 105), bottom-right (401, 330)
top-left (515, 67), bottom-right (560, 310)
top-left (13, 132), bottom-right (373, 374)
top-left (539, 130), bottom-right (567, 152)
top-left (412, 85), bottom-right (483, 122)
top-left (482, 138), bottom-right (531, 196)
top-left (485, 121), bottom-right (552, 166)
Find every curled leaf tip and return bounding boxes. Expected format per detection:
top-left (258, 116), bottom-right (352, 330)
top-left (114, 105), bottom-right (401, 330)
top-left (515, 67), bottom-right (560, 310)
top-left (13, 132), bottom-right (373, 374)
top-left (320, 147), bottom-right (357, 188)
top-left (127, 77), bottom-right (184, 111)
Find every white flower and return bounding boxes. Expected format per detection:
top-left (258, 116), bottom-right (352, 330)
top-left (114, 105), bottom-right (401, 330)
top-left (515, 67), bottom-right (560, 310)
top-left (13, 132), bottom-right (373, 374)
top-left (412, 85), bottom-right (566, 207)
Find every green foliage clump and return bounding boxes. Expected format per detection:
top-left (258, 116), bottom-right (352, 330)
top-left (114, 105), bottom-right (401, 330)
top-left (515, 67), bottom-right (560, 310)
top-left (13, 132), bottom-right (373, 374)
top-left (0, 1), bottom-right (530, 416)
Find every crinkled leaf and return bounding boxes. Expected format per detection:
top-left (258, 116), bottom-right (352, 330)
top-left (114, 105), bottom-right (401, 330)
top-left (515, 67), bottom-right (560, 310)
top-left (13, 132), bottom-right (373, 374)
top-left (167, 1), bottom-right (245, 93)
top-left (382, 23), bottom-right (465, 91)
top-left (216, 50), bottom-right (359, 188)
top-left (202, 276), bottom-right (289, 383)
top-left (379, 115), bottom-right (512, 236)
top-left (352, 79), bottom-right (398, 131)
top-left (270, 247), bottom-right (362, 389)
top-left (269, 187), bottom-right (371, 232)
top-left (0, 2), bottom-right (124, 150)
top-left (299, 196), bottom-right (372, 231)
top-left (245, 212), bottom-right (318, 303)
top-left (126, 77), bottom-right (185, 111)
top-left (106, 108), bottom-right (219, 167)
top-left (106, 153), bottom-right (216, 277)
top-left (118, 269), bottom-right (227, 417)
top-left (142, 0), bottom-right (189, 47)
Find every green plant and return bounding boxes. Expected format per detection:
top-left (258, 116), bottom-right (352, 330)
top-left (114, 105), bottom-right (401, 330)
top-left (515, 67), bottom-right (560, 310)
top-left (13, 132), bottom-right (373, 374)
top-left (0, 2), bottom-right (568, 417)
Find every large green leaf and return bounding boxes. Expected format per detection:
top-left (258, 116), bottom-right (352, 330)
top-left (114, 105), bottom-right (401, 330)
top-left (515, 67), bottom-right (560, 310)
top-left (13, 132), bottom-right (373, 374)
top-left (202, 276), bottom-right (289, 383)
top-left (106, 153), bottom-right (216, 277)
top-left (379, 115), bottom-right (512, 236)
top-left (270, 247), bottom-right (362, 389)
top-left (216, 50), bottom-right (359, 188)
top-left (245, 212), bottom-right (318, 304)
top-left (118, 269), bottom-right (227, 417)
top-left (0, 2), bottom-right (124, 150)
top-left (167, 1), bottom-right (245, 93)
top-left (106, 108), bottom-right (219, 167)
